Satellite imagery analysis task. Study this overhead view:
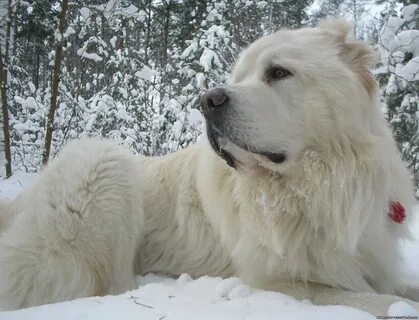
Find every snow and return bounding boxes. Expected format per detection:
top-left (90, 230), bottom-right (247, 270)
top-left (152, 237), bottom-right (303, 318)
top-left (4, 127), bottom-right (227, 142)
top-left (388, 301), bottom-right (418, 318)
top-left (0, 272), bottom-right (375, 320)
top-left (0, 172), bottom-right (36, 200)
top-left (93, 0), bottom-right (139, 20)
top-left (388, 30), bottom-right (419, 57)
top-left (401, 4), bottom-right (419, 20)
top-left (171, 120), bottom-right (183, 140)
top-left (28, 82), bottom-right (36, 94)
top-left (13, 95), bottom-right (38, 109)
top-left (398, 56), bottom-right (419, 81)
top-left (64, 26), bottom-right (76, 38)
top-left (119, 4), bottom-right (139, 17)
top-left (54, 29), bottom-right (62, 42)
top-left (110, 35), bottom-right (117, 48)
top-left (79, 7), bottom-right (91, 21)
top-left (1, 173), bottom-right (419, 319)
top-left (195, 72), bottom-right (206, 87)
top-left (257, 1), bottom-right (268, 9)
top-left (187, 108), bottom-right (204, 127)
top-left (199, 48), bottom-right (218, 72)
top-left (134, 66), bottom-right (154, 81)
top-left (76, 48), bottom-right (103, 62)
top-left (377, 3), bottom-right (419, 94)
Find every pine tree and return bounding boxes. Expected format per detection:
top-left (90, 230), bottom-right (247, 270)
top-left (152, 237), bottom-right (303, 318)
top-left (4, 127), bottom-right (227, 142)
top-left (376, 4), bottom-right (419, 193)
top-left (0, 0), bottom-right (13, 178)
top-left (4, 0), bottom-right (416, 188)
top-left (308, 0), bottom-right (367, 37)
top-left (42, 0), bottom-right (69, 164)
top-left (0, 40), bottom-right (11, 178)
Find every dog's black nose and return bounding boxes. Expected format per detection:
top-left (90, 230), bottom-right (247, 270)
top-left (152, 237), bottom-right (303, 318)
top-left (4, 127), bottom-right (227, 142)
top-left (201, 88), bottom-right (228, 112)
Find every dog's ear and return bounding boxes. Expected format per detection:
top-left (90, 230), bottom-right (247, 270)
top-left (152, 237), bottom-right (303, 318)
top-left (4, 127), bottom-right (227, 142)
top-left (319, 19), bottom-right (352, 43)
top-left (320, 19), bottom-right (377, 96)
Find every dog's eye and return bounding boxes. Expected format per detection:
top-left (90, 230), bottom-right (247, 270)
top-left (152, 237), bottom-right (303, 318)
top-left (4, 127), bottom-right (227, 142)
top-left (266, 65), bottom-right (292, 83)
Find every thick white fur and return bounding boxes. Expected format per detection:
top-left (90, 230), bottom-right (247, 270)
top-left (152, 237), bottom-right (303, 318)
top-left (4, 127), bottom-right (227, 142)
top-left (0, 140), bottom-right (144, 308)
top-left (0, 21), bottom-right (418, 315)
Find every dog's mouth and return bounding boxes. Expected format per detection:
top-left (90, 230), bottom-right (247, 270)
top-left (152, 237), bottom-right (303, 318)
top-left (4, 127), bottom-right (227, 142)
top-left (206, 125), bottom-right (287, 169)
top-left (207, 126), bottom-right (237, 168)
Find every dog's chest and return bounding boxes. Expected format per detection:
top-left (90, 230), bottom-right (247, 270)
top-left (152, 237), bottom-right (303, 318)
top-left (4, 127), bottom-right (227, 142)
top-left (136, 169), bottom-right (235, 278)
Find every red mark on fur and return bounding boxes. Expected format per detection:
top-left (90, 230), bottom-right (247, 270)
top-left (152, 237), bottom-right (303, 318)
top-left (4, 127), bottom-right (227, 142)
top-left (389, 201), bottom-right (406, 224)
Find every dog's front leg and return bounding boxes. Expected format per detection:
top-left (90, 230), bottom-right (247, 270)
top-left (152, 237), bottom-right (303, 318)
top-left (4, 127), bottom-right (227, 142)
top-left (312, 284), bottom-right (418, 316)
top-left (267, 281), bottom-right (419, 316)
top-left (400, 286), bottom-right (419, 302)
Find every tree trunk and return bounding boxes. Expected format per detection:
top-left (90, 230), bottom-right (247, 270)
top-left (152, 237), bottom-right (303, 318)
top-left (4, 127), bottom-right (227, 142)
top-left (144, 0), bottom-right (152, 62)
top-left (161, 1), bottom-right (171, 70)
top-left (0, 0), bottom-right (13, 178)
top-left (42, 0), bottom-right (69, 165)
top-left (0, 41), bottom-right (12, 179)
top-left (34, 48), bottom-right (40, 89)
top-left (143, 0), bottom-right (152, 110)
top-left (268, 0), bottom-right (273, 33)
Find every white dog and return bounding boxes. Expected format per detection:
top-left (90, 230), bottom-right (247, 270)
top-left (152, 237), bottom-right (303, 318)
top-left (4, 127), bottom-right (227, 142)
top-left (0, 20), bottom-right (418, 315)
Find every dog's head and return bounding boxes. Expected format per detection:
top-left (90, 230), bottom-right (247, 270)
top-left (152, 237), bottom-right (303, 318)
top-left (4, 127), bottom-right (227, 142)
top-left (201, 20), bottom-right (377, 173)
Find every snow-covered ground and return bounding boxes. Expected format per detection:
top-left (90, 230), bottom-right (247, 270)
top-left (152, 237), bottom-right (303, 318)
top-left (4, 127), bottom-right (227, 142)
top-left (0, 171), bottom-right (37, 200)
top-left (0, 173), bottom-right (418, 320)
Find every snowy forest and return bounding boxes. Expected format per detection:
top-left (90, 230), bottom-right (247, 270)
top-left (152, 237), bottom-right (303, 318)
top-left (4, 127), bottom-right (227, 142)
top-left (0, 0), bottom-right (417, 192)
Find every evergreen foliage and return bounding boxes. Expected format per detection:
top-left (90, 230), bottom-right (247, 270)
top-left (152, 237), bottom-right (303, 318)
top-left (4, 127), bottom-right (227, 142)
top-left (0, 0), bottom-right (417, 193)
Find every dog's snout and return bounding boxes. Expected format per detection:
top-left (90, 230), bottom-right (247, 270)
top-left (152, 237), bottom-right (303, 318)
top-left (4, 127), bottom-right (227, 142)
top-left (201, 88), bottom-right (228, 112)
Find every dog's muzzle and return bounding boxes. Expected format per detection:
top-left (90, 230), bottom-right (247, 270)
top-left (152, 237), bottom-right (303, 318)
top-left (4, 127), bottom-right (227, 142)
top-left (200, 88), bottom-right (237, 168)
top-left (201, 88), bottom-right (287, 168)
